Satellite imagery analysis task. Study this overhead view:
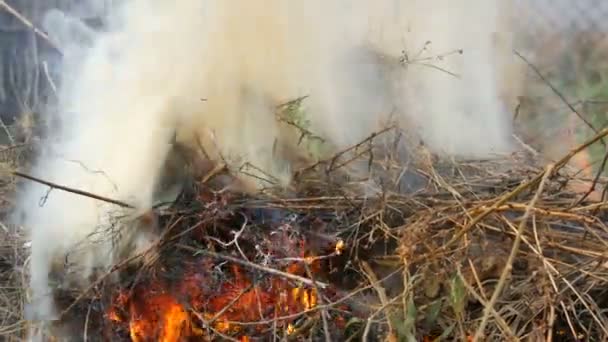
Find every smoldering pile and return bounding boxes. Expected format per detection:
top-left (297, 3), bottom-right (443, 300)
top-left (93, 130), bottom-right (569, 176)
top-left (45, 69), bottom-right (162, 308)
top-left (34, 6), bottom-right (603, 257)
top-left (21, 125), bottom-right (608, 341)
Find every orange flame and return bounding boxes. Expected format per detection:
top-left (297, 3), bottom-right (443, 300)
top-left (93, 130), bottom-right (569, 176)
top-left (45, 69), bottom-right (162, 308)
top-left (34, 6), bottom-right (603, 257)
top-left (108, 256), bottom-right (321, 340)
top-left (128, 294), bottom-right (191, 342)
top-left (101, 218), bottom-right (351, 341)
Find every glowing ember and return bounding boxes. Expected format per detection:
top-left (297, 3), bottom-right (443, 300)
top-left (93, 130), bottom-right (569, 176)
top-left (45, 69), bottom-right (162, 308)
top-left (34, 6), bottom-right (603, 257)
top-left (335, 239), bottom-right (345, 255)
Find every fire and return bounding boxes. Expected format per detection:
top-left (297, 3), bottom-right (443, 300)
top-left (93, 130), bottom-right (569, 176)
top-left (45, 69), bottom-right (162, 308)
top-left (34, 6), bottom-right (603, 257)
top-left (108, 285), bottom-right (196, 341)
top-left (102, 200), bottom-right (351, 340)
top-left (107, 252), bottom-right (325, 340)
top-left (335, 239), bottom-right (345, 255)
top-left (129, 294), bottom-right (190, 342)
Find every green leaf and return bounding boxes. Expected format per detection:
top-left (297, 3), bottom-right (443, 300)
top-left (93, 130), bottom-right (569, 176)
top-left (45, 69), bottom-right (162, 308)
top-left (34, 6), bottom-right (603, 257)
top-left (424, 299), bottom-right (443, 329)
top-left (449, 275), bottom-right (466, 318)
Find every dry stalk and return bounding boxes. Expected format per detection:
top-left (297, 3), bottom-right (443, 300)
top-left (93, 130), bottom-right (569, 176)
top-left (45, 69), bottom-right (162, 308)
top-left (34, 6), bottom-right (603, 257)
top-left (12, 171), bottom-right (134, 208)
top-left (473, 163), bottom-right (554, 341)
top-left (0, 1), bottom-right (62, 54)
top-left (443, 127), bottom-right (608, 252)
top-left (457, 266), bottom-right (515, 339)
top-left (360, 261), bottom-right (396, 341)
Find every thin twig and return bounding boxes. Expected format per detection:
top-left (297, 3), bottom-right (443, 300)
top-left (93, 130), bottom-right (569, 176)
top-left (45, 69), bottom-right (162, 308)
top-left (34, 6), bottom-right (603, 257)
top-left (0, 1), bottom-right (62, 54)
top-left (12, 171), bottom-right (134, 208)
top-left (42, 61), bottom-right (58, 95)
top-left (570, 147), bottom-right (608, 207)
top-left (514, 49), bottom-right (604, 146)
top-left (295, 126), bottom-right (395, 178)
top-left (83, 299), bottom-right (92, 342)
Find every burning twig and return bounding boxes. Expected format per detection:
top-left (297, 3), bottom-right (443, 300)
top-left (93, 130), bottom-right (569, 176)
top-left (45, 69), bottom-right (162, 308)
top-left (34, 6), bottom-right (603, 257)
top-left (285, 317), bottom-right (316, 341)
top-left (189, 310), bottom-right (240, 342)
top-left (302, 262), bottom-right (331, 342)
top-left (176, 244), bottom-right (328, 289)
top-left (205, 284), bottom-right (255, 326)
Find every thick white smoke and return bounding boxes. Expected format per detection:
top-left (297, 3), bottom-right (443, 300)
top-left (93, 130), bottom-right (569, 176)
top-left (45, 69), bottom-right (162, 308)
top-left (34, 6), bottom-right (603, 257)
top-left (12, 0), bottom-right (520, 339)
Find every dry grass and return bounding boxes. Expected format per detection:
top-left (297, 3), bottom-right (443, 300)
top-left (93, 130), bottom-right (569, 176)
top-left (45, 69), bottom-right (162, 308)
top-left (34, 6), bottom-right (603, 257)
top-left (0, 228), bottom-right (27, 341)
top-left (271, 127), bottom-right (608, 341)
top-left (0, 139), bottom-right (29, 341)
top-left (2, 125), bottom-right (607, 341)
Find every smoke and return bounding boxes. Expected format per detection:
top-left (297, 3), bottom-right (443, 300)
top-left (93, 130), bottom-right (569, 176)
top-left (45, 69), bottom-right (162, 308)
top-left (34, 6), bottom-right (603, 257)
top-left (13, 0), bottom-right (520, 337)
top-left (298, 0), bottom-right (518, 158)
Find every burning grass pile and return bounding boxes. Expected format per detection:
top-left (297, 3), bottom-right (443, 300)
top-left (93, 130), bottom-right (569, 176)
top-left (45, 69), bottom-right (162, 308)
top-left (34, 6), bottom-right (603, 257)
top-left (3, 127), bottom-right (608, 341)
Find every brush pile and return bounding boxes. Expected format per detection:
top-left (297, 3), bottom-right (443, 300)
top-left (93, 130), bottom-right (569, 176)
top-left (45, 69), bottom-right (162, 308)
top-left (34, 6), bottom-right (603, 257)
top-left (3, 126), bottom-right (608, 341)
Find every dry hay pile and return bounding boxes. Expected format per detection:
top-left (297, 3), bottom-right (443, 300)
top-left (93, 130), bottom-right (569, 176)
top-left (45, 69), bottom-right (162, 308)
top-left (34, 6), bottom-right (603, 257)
top-left (0, 226), bottom-right (26, 341)
top-left (2, 127), bottom-right (608, 341)
top-left (0, 142), bottom-right (30, 342)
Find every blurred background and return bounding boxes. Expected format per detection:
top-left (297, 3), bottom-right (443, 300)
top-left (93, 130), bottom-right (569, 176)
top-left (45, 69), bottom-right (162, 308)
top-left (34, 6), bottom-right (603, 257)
top-left (513, 0), bottom-right (608, 177)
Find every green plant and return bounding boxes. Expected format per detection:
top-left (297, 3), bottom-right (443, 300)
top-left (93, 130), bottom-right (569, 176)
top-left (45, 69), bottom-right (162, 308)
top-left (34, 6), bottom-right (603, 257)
top-left (276, 96), bottom-right (331, 161)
